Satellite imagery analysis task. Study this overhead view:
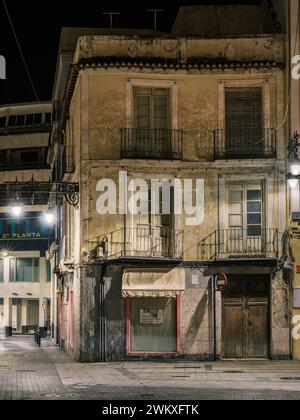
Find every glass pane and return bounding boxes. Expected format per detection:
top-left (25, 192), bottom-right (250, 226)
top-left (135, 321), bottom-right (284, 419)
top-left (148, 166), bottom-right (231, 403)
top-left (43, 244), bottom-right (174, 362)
top-left (137, 107), bottom-right (151, 118)
top-left (154, 96), bottom-right (168, 107)
top-left (46, 261), bottom-right (51, 282)
top-left (247, 214), bottom-right (262, 225)
top-left (229, 215), bottom-right (243, 227)
top-left (229, 190), bottom-right (243, 202)
top-left (33, 259), bottom-right (40, 283)
top-left (247, 190), bottom-right (261, 200)
top-left (130, 298), bottom-right (177, 353)
top-left (16, 259), bottom-right (33, 282)
top-left (247, 202), bottom-right (262, 212)
top-left (229, 203), bottom-right (243, 213)
top-left (16, 115), bottom-right (25, 126)
top-left (9, 260), bottom-right (16, 282)
top-left (25, 114), bottom-right (34, 125)
top-left (248, 226), bottom-right (262, 237)
top-left (34, 114), bottom-right (42, 124)
top-left (136, 96), bottom-right (150, 107)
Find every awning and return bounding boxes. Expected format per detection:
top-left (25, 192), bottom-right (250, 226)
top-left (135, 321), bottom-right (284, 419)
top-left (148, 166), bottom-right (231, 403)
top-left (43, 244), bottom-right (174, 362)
top-left (122, 268), bottom-right (185, 298)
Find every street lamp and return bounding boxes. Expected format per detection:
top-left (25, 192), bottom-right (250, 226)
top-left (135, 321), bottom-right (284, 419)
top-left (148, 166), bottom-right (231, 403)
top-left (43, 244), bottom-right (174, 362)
top-left (288, 178), bottom-right (298, 189)
top-left (11, 201), bottom-right (23, 217)
top-left (288, 132), bottom-right (300, 188)
top-left (44, 209), bottom-right (56, 225)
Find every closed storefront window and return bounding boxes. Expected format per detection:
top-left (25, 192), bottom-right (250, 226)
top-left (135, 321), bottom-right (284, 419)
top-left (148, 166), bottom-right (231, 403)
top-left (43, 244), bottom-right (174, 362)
top-left (128, 297), bottom-right (178, 354)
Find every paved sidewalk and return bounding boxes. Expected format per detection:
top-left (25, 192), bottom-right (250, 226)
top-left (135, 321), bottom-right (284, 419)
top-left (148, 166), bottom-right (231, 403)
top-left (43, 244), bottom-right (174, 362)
top-left (1, 336), bottom-right (300, 400)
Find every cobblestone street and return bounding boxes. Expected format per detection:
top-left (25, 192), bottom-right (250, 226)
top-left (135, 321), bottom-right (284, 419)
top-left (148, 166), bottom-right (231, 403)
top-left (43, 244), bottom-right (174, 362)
top-left (1, 336), bottom-right (300, 400)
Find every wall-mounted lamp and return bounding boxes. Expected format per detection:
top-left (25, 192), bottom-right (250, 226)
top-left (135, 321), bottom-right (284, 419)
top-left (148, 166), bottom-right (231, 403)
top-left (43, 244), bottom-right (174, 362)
top-left (288, 178), bottom-right (298, 189)
top-left (43, 209), bottom-right (56, 225)
top-left (288, 133), bottom-right (300, 188)
top-left (10, 198), bottom-right (23, 217)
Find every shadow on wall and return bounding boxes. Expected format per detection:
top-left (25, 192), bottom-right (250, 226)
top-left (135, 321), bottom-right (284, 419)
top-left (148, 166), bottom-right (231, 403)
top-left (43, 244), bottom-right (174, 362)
top-left (185, 287), bottom-right (209, 345)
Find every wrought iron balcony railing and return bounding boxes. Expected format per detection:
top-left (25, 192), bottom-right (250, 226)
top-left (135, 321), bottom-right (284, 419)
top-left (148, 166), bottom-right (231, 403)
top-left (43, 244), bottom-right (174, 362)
top-left (199, 228), bottom-right (279, 261)
top-left (90, 226), bottom-right (184, 260)
top-left (0, 147), bottom-right (49, 171)
top-left (0, 123), bottom-right (51, 136)
top-left (214, 128), bottom-right (276, 160)
top-left (121, 128), bottom-right (183, 160)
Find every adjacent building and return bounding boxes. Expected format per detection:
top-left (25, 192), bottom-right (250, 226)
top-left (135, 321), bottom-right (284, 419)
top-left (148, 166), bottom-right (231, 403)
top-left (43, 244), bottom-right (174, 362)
top-left (47, 3), bottom-right (294, 362)
top-left (0, 102), bottom-right (52, 337)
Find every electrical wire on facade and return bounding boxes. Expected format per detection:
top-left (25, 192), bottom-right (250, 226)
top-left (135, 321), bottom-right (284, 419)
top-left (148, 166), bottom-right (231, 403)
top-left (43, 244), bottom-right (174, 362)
top-left (2, 0), bottom-right (40, 104)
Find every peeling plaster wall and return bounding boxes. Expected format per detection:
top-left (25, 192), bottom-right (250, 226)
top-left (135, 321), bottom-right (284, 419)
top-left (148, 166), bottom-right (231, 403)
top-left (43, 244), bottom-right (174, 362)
top-left (74, 35), bottom-right (283, 65)
top-left (271, 270), bottom-right (292, 359)
top-left (59, 33), bottom-right (289, 362)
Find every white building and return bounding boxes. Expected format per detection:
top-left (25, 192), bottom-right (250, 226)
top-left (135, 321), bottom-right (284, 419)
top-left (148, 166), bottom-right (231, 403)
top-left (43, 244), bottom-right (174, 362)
top-left (0, 102), bottom-right (52, 337)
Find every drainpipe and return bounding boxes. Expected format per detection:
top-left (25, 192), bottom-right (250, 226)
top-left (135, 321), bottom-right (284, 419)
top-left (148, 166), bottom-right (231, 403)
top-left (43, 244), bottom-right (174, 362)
top-left (212, 274), bottom-right (217, 361)
top-left (99, 264), bottom-right (107, 362)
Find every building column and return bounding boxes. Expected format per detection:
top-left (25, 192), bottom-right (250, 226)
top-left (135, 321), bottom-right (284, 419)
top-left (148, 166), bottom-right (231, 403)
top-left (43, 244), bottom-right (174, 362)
top-left (4, 298), bottom-right (12, 337)
top-left (39, 297), bottom-right (47, 338)
top-left (21, 300), bottom-right (28, 334)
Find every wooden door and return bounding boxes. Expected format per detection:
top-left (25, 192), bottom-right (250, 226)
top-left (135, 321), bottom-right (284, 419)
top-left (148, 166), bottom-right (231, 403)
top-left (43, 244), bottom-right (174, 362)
top-left (223, 297), bottom-right (244, 358)
top-left (246, 297), bottom-right (269, 358)
top-left (222, 276), bottom-right (269, 359)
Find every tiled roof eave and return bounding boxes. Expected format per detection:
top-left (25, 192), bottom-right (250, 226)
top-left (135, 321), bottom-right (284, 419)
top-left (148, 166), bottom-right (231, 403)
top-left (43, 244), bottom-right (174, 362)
top-left (77, 58), bottom-right (283, 71)
top-left (61, 58), bottom-right (283, 120)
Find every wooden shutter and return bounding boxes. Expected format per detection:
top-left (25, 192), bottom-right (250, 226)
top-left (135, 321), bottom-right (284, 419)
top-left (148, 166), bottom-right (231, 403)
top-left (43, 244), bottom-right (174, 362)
top-left (225, 87), bottom-right (263, 130)
top-left (225, 88), bottom-right (263, 150)
top-left (134, 88), bottom-right (170, 130)
top-left (135, 89), bottom-right (151, 129)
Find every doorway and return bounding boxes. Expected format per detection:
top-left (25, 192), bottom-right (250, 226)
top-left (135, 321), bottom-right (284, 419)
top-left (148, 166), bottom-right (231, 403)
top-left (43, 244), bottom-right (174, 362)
top-left (222, 275), bottom-right (270, 359)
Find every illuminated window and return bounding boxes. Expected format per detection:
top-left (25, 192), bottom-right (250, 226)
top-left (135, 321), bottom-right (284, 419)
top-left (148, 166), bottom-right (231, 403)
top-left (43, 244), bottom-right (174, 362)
top-left (10, 258), bottom-right (39, 283)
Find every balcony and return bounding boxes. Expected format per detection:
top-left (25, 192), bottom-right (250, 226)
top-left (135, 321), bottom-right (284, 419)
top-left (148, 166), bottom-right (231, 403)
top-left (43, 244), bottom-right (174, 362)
top-left (0, 123), bottom-right (51, 136)
top-left (90, 227), bottom-right (183, 260)
top-left (0, 147), bottom-right (49, 171)
top-left (121, 128), bottom-right (183, 160)
top-left (199, 228), bottom-right (279, 262)
top-left (214, 128), bottom-right (276, 160)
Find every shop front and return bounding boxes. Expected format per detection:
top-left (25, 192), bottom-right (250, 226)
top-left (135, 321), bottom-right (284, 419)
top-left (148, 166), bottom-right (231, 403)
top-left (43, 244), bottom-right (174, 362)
top-left (123, 268), bottom-right (185, 356)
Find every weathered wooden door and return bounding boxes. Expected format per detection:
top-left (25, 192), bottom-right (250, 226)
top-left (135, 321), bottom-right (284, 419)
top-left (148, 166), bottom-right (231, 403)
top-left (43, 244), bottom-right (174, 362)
top-left (222, 276), bottom-right (269, 359)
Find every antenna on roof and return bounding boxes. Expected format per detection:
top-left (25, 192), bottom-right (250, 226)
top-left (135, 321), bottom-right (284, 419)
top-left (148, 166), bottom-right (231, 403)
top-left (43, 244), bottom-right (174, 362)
top-left (102, 12), bottom-right (120, 32)
top-left (146, 9), bottom-right (165, 32)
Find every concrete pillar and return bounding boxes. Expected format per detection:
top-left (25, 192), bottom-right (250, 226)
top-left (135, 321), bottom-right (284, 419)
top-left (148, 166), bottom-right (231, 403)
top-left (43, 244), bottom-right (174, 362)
top-left (21, 300), bottom-right (27, 334)
top-left (4, 298), bottom-right (12, 337)
top-left (39, 297), bottom-right (46, 337)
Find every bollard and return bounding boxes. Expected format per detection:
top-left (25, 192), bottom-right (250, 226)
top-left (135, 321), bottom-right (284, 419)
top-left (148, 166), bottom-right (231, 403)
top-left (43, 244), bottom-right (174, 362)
top-left (34, 330), bottom-right (41, 347)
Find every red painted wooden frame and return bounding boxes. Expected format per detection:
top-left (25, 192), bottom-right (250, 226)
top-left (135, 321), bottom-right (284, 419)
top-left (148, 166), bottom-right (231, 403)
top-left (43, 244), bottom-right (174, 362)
top-left (69, 291), bottom-right (74, 350)
top-left (125, 295), bottom-right (181, 356)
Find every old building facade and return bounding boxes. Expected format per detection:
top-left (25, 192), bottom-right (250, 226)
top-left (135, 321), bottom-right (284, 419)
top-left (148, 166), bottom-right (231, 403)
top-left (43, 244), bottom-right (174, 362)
top-left (49, 4), bottom-right (293, 362)
top-left (276, 0), bottom-right (300, 361)
top-left (0, 102), bottom-right (52, 337)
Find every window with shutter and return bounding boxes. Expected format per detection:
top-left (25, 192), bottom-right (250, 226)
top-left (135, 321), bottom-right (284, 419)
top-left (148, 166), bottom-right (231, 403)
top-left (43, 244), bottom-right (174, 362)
top-left (225, 87), bottom-right (263, 155)
top-left (226, 182), bottom-right (264, 256)
top-left (134, 88), bottom-right (171, 157)
top-left (128, 180), bottom-right (174, 257)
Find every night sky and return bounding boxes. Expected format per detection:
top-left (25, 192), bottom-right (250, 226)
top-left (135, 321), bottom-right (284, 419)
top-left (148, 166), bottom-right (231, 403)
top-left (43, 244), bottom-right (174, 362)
top-left (0, 0), bottom-right (263, 105)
